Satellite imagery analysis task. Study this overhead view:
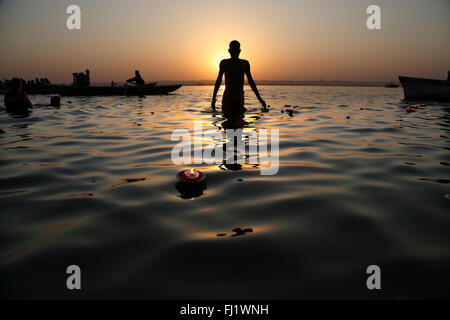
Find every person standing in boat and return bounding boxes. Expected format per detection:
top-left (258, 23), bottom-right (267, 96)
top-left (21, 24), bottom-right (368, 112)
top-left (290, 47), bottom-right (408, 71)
top-left (126, 70), bottom-right (145, 86)
top-left (84, 70), bottom-right (90, 86)
top-left (211, 40), bottom-right (267, 120)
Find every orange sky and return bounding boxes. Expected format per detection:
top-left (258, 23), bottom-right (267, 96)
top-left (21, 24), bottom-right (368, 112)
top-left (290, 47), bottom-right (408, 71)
top-left (0, 0), bottom-right (449, 83)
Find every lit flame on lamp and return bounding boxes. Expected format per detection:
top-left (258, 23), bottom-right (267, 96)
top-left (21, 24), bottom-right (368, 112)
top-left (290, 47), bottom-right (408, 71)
top-left (179, 168), bottom-right (203, 182)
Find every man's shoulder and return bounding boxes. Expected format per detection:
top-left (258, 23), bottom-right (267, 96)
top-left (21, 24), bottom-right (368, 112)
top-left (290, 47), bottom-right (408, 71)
top-left (220, 58), bottom-right (249, 64)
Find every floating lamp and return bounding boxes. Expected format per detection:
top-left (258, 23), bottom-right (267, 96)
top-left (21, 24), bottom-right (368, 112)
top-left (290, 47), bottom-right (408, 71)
top-left (177, 168), bottom-right (205, 183)
top-left (175, 168), bottom-right (206, 199)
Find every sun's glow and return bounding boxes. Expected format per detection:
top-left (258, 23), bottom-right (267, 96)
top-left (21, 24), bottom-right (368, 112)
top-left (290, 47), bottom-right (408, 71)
top-left (212, 53), bottom-right (229, 74)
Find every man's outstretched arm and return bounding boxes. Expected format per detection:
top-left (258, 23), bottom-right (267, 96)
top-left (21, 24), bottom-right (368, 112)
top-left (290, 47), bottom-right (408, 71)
top-left (245, 63), bottom-right (266, 108)
top-left (211, 66), bottom-right (224, 109)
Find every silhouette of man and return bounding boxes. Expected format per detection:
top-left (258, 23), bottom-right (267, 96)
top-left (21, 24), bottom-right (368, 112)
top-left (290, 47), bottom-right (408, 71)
top-left (127, 70), bottom-right (145, 86)
top-left (212, 41), bottom-right (266, 120)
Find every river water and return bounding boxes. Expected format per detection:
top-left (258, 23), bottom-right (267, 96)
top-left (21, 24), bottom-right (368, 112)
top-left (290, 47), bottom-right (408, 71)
top-left (1, 86), bottom-right (449, 298)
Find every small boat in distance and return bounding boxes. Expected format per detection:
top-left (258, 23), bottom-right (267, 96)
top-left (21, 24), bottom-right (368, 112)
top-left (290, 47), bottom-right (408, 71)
top-left (399, 76), bottom-right (450, 102)
top-left (23, 84), bottom-right (182, 96)
top-left (384, 83), bottom-right (399, 88)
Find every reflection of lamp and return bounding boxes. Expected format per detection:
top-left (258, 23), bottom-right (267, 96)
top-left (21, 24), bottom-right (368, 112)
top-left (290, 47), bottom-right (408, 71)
top-left (175, 169), bottom-right (206, 199)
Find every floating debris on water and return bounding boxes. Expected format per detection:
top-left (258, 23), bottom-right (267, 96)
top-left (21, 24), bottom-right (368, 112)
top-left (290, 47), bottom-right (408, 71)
top-left (232, 227), bottom-right (253, 237)
top-left (406, 104), bottom-right (424, 113)
top-left (216, 227), bottom-right (254, 238)
top-left (109, 177), bottom-right (146, 188)
top-left (280, 105), bottom-right (299, 117)
top-left (64, 192), bottom-right (94, 198)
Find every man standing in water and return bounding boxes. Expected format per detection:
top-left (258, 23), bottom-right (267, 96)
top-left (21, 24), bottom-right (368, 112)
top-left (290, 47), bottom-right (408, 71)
top-left (211, 41), bottom-right (267, 121)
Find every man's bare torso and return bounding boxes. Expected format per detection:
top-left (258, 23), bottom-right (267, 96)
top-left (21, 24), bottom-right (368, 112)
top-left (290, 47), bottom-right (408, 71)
top-left (220, 58), bottom-right (250, 96)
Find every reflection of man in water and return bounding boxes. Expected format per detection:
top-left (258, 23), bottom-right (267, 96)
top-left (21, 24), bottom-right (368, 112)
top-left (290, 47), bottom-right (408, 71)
top-left (211, 40), bottom-right (266, 120)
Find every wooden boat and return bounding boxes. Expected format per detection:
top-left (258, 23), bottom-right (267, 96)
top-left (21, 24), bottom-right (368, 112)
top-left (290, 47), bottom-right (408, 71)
top-left (384, 83), bottom-right (399, 88)
top-left (399, 76), bottom-right (450, 101)
top-left (23, 84), bottom-right (182, 96)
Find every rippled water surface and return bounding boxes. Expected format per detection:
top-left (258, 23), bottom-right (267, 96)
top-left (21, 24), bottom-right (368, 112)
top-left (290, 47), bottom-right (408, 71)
top-left (1, 86), bottom-right (449, 299)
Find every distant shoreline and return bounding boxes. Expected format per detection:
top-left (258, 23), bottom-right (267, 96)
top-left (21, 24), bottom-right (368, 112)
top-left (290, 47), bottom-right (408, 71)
top-left (86, 81), bottom-right (400, 88)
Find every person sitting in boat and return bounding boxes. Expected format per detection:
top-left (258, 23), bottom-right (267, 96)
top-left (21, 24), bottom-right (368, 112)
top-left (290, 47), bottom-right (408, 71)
top-left (126, 70), bottom-right (145, 86)
top-left (211, 40), bottom-right (267, 122)
top-left (4, 78), bottom-right (33, 113)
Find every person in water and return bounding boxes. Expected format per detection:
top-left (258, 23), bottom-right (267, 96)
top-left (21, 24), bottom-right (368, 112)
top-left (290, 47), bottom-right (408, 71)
top-left (211, 40), bottom-right (267, 120)
top-left (4, 78), bottom-right (33, 112)
top-left (126, 70), bottom-right (145, 86)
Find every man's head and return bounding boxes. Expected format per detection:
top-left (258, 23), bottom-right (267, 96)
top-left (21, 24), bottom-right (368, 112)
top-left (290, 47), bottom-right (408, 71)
top-left (9, 78), bottom-right (21, 92)
top-left (228, 40), bottom-right (241, 59)
top-left (135, 70), bottom-right (140, 75)
top-left (85, 69), bottom-right (90, 75)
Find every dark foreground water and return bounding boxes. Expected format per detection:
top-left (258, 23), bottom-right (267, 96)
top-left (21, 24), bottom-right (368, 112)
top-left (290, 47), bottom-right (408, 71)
top-left (1, 86), bottom-right (449, 299)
